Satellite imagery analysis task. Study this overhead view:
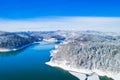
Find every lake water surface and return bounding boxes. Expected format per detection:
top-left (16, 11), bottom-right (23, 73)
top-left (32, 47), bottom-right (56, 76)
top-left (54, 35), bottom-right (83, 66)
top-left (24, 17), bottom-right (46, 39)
top-left (0, 42), bottom-right (79, 80)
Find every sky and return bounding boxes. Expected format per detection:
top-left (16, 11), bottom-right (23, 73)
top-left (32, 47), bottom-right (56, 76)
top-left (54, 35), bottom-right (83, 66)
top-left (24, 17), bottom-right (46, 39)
top-left (0, 0), bottom-right (120, 32)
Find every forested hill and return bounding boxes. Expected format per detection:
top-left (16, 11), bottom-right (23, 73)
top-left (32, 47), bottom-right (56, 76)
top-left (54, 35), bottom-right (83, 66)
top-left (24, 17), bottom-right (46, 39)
top-left (49, 32), bottom-right (120, 80)
top-left (0, 31), bottom-right (65, 50)
top-left (0, 31), bottom-right (38, 49)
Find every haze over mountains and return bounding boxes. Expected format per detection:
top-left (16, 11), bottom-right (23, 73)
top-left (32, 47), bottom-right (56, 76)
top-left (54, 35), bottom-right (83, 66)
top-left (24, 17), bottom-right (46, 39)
top-left (0, 17), bottom-right (120, 32)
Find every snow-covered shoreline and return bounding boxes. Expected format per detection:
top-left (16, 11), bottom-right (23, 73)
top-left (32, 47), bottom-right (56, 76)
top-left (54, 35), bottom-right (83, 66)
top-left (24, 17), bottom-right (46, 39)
top-left (0, 42), bottom-right (39, 52)
top-left (43, 38), bottom-right (58, 43)
top-left (46, 61), bottom-right (120, 80)
top-left (69, 71), bottom-right (100, 80)
top-left (0, 48), bottom-right (11, 52)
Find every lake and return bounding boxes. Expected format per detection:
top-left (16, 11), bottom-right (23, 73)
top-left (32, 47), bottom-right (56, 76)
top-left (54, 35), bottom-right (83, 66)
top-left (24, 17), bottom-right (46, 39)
top-left (0, 42), bottom-right (79, 80)
top-left (0, 42), bottom-right (112, 80)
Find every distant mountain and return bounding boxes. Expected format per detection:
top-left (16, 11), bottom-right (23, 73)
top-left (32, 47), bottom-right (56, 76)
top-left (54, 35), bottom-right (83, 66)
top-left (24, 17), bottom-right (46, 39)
top-left (0, 31), bottom-right (38, 49)
top-left (0, 31), bottom-right (65, 52)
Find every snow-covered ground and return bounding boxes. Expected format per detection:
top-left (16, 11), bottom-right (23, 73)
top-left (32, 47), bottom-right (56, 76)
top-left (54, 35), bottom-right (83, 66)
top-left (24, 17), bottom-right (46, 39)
top-left (0, 42), bottom-right (35, 52)
top-left (69, 72), bottom-right (87, 80)
top-left (0, 48), bottom-right (10, 52)
top-left (43, 38), bottom-right (58, 43)
top-left (46, 61), bottom-right (120, 80)
top-left (46, 31), bottom-right (120, 80)
top-left (46, 61), bottom-right (100, 80)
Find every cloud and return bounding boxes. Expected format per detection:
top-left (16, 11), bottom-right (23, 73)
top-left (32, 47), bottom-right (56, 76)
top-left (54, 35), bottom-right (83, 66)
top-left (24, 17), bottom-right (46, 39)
top-left (0, 17), bottom-right (120, 32)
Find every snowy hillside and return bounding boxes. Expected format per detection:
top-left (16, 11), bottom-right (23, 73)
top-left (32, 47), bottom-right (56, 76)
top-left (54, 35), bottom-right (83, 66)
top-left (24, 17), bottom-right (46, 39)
top-left (47, 31), bottom-right (120, 80)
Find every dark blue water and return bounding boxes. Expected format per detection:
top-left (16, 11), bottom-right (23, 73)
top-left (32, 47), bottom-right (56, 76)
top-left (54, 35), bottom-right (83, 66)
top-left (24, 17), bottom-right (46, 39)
top-left (0, 42), bottom-right (79, 80)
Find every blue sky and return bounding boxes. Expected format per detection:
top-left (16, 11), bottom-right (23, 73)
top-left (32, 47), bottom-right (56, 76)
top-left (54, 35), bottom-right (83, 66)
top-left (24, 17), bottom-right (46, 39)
top-left (0, 0), bottom-right (120, 19)
top-left (0, 0), bottom-right (120, 32)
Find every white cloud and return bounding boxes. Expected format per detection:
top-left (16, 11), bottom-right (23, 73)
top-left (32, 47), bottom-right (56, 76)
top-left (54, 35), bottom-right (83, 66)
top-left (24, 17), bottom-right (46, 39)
top-left (0, 17), bottom-right (120, 32)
